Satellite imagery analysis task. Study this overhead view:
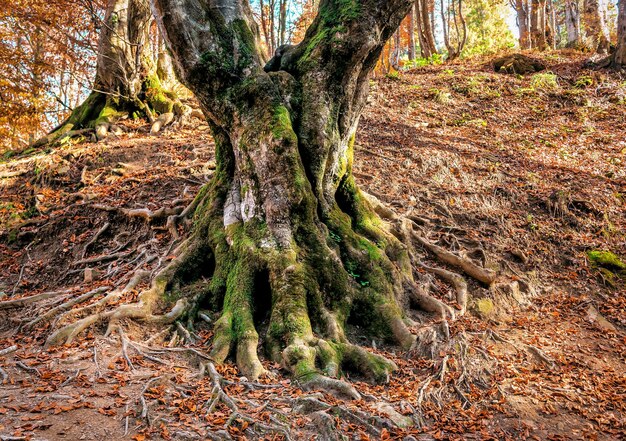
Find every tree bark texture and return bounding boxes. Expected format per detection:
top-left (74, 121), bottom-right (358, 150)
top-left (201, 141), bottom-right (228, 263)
top-left (565, 0), bottom-right (582, 48)
top-left (584, 0), bottom-right (610, 54)
top-left (147, 0), bottom-right (444, 389)
top-left (614, 0), bottom-right (626, 66)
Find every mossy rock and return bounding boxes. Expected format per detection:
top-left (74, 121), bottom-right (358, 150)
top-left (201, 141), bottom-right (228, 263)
top-left (472, 298), bottom-right (495, 318)
top-left (493, 54), bottom-right (545, 75)
top-left (587, 250), bottom-right (626, 271)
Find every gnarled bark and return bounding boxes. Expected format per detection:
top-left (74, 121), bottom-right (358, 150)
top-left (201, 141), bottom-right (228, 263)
top-left (565, 0), bottom-right (582, 48)
top-left (36, 0), bottom-right (498, 397)
top-left (141, 0), bottom-right (440, 387)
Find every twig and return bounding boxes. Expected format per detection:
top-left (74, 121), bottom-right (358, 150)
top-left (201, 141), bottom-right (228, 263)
top-left (0, 345), bottom-right (17, 356)
top-left (140, 376), bottom-right (162, 425)
top-left (93, 345), bottom-right (101, 378)
top-left (61, 369), bottom-right (81, 386)
top-left (16, 361), bottom-right (40, 376)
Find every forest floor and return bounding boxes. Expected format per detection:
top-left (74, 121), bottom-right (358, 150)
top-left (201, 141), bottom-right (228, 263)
top-left (0, 51), bottom-right (624, 440)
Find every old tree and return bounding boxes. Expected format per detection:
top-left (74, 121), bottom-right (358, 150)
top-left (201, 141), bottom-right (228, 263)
top-left (34, 0), bottom-right (185, 147)
top-left (44, 0), bottom-right (496, 396)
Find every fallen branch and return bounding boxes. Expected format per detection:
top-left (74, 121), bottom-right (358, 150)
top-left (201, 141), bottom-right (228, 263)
top-left (0, 345), bottom-right (17, 356)
top-left (411, 230), bottom-right (497, 285)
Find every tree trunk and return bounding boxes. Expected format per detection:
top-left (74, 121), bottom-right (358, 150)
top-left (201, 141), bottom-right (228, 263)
top-left (391, 29), bottom-right (402, 69)
top-left (565, 0), bottom-right (582, 48)
top-left (515, 0), bottom-right (531, 49)
top-left (415, 0), bottom-right (431, 57)
top-left (530, 0), bottom-right (548, 50)
top-left (614, 0), bottom-right (626, 66)
top-left (144, 0), bottom-right (452, 391)
top-left (409, 3), bottom-right (416, 60)
top-left (584, 0), bottom-right (610, 54)
top-left (33, 0), bottom-right (181, 147)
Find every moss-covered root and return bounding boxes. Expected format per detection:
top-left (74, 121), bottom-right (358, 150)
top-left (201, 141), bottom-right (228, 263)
top-left (210, 254), bottom-right (266, 380)
top-left (282, 339), bottom-right (397, 399)
top-left (45, 239), bottom-right (197, 346)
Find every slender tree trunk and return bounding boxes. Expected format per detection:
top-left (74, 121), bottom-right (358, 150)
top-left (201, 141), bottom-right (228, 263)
top-left (584, 0), bottom-right (610, 53)
top-left (391, 29), bottom-right (401, 69)
top-left (409, 3), bottom-right (416, 60)
top-left (148, 0), bottom-right (451, 390)
top-left (422, 0), bottom-right (438, 56)
top-left (614, 0), bottom-right (626, 66)
top-left (515, 0), bottom-right (531, 49)
top-left (530, 0), bottom-right (548, 50)
top-left (415, 0), bottom-right (432, 57)
top-left (565, 0), bottom-right (582, 48)
top-left (279, 0), bottom-right (287, 46)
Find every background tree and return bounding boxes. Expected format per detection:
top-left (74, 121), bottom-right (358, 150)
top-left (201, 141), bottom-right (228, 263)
top-left (416, 0), bottom-right (439, 57)
top-left (584, 0), bottom-right (611, 53)
top-left (441, 0), bottom-right (468, 60)
top-left (565, 0), bottom-right (582, 47)
top-left (33, 0), bottom-right (184, 147)
top-left (463, 0), bottom-right (516, 56)
top-left (530, 0), bottom-right (549, 49)
top-left (0, 0), bottom-right (102, 151)
top-left (512, 0), bottom-right (532, 48)
top-left (612, 0), bottom-right (626, 65)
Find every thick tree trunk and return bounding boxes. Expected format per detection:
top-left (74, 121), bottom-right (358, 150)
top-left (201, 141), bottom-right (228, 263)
top-left (565, 0), bottom-right (582, 48)
top-left (33, 0), bottom-right (181, 147)
top-left (584, 0), bottom-right (610, 54)
top-left (614, 0), bottom-right (626, 66)
top-left (148, 0), bottom-right (452, 389)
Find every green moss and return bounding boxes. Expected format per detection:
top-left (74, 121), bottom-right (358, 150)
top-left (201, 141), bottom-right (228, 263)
top-left (587, 250), bottom-right (626, 270)
top-left (472, 298), bottom-right (495, 317)
top-left (271, 105), bottom-right (297, 145)
top-left (297, 0), bottom-right (360, 68)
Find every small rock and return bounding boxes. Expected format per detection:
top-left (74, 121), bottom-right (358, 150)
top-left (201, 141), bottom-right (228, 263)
top-left (373, 402), bottom-right (414, 428)
top-left (84, 267), bottom-right (100, 283)
top-left (586, 305), bottom-right (617, 332)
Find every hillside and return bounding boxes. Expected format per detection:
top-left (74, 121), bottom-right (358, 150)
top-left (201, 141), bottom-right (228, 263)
top-left (0, 52), bottom-right (624, 440)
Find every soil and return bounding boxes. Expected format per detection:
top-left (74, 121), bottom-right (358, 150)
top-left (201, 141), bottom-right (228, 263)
top-left (0, 51), bottom-right (624, 440)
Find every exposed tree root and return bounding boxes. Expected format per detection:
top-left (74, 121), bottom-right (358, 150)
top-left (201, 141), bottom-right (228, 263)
top-left (4, 177), bottom-right (507, 402)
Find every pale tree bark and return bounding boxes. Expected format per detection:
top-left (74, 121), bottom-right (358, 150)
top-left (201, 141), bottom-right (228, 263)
top-left (584, 0), bottom-right (611, 53)
top-left (565, 0), bottom-right (582, 48)
top-left (33, 0), bottom-right (183, 147)
top-left (122, 0), bottom-right (458, 392)
top-left (391, 29), bottom-right (402, 69)
top-left (512, 0), bottom-right (531, 49)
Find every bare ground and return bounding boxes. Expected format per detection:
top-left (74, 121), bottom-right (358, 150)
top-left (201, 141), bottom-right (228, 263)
top-left (0, 51), bottom-right (624, 440)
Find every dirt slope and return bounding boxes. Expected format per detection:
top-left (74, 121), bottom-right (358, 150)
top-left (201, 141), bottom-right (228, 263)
top-left (0, 52), bottom-right (624, 440)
